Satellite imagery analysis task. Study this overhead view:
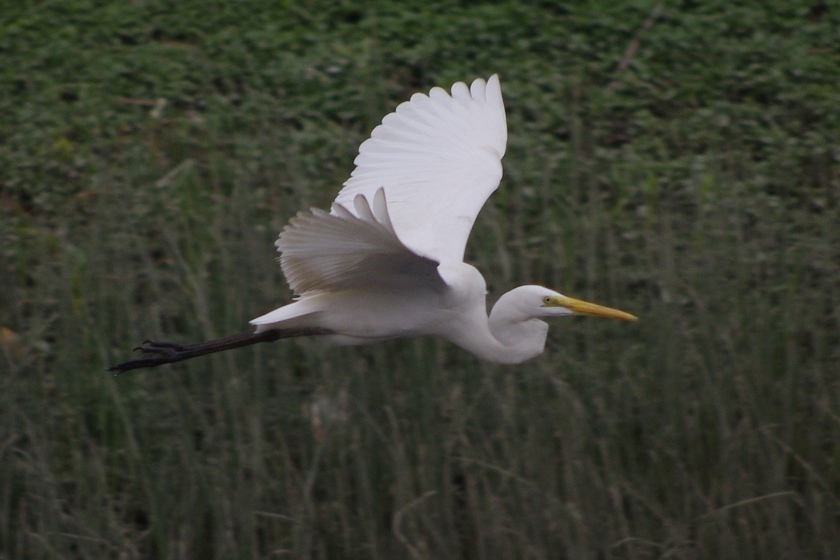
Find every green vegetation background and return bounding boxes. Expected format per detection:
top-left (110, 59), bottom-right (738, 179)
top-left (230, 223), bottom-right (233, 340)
top-left (1, 0), bottom-right (838, 558)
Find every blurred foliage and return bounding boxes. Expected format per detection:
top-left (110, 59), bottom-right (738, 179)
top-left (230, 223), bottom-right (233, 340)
top-left (1, 0), bottom-right (839, 558)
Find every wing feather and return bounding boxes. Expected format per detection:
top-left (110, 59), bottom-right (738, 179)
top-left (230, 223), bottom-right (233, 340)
top-left (277, 189), bottom-right (444, 296)
top-left (334, 75), bottom-right (507, 263)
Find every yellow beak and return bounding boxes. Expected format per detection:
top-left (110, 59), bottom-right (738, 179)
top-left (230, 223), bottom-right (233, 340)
top-left (551, 295), bottom-right (637, 322)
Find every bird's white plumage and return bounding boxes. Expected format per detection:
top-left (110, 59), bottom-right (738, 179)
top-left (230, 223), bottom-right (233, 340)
top-left (334, 74), bottom-right (507, 262)
top-left (248, 75), bottom-right (636, 363)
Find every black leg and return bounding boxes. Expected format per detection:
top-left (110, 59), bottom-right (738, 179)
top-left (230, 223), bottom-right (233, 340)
top-left (107, 328), bottom-right (333, 374)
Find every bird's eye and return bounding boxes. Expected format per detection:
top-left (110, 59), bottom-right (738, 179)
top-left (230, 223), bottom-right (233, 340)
top-left (542, 296), bottom-right (552, 305)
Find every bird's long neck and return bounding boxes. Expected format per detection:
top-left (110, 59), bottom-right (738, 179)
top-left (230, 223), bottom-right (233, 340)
top-left (446, 291), bottom-right (549, 364)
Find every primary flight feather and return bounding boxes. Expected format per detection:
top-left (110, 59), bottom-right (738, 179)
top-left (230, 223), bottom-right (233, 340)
top-left (109, 75), bottom-right (635, 374)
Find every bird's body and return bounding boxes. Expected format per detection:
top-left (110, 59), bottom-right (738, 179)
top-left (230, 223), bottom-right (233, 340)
top-left (109, 75), bottom-right (635, 374)
top-left (252, 258), bottom-right (549, 364)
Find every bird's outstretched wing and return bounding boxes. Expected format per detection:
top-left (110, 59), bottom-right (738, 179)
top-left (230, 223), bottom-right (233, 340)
top-left (278, 188), bottom-right (445, 296)
top-left (334, 75), bottom-right (507, 263)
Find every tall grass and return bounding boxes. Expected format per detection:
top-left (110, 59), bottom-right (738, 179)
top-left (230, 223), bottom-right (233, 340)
top-left (2, 1), bottom-right (839, 558)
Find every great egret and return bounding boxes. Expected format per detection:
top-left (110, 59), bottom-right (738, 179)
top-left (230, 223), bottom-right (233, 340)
top-left (109, 75), bottom-right (635, 374)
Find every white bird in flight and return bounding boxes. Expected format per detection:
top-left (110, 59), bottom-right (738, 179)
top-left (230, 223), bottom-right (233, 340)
top-left (110, 75), bottom-right (635, 374)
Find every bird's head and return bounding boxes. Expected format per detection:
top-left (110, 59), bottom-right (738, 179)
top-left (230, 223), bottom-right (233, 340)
top-left (504, 285), bottom-right (637, 322)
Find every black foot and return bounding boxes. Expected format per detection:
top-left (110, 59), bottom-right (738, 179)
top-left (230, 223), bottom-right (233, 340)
top-left (108, 340), bottom-right (195, 375)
